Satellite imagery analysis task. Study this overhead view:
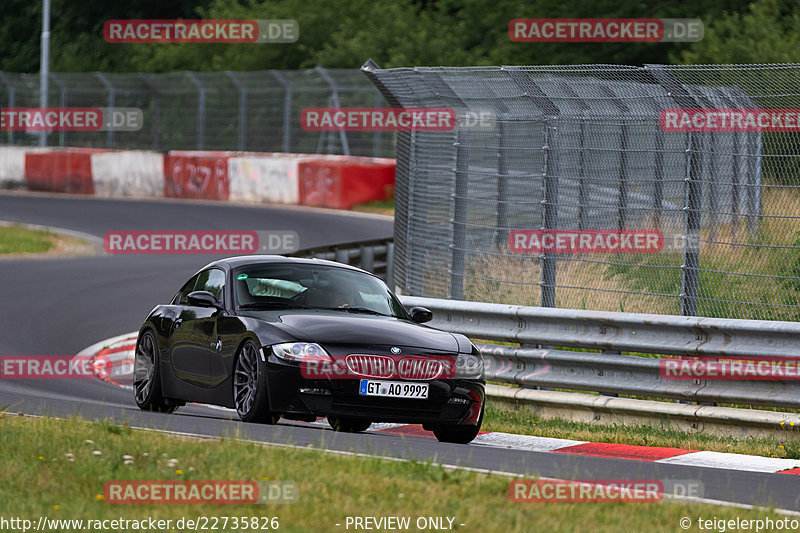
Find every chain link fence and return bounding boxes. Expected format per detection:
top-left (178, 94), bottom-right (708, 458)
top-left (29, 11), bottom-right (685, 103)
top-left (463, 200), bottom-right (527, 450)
top-left (363, 61), bottom-right (800, 321)
top-left (0, 68), bottom-right (394, 157)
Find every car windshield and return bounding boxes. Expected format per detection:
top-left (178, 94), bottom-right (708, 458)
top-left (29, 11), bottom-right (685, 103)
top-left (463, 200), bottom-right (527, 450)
top-left (233, 263), bottom-right (408, 319)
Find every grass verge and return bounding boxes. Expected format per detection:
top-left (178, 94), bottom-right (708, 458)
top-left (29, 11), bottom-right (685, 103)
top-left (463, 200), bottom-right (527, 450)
top-left (351, 199), bottom-right (395, 216)
top-left (0, 223), bottom-right (92, 256)
top-left (0, 224), bottom-right (56, 254)
top-left (0, 414), bottom-right (791, 532)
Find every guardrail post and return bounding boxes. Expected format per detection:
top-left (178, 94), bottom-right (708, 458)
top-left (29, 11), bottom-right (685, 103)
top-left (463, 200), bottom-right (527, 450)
top-left (450, 129), bottom-right (470, 299)
top-left (540, 118), bottom-right (558, 308)
top-left (335, 248), bottom-right (350, 264)
top-left (385, 242), bottom-right (395, 289)
top-left (360, 245), bottom-right (374, 272)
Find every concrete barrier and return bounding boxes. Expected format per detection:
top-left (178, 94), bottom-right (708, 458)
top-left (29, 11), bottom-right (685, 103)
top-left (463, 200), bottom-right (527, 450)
top-left (25, 148), bottom-right (105, 194)
top-left (91, 150), bottom-right (164, 197)
top-left (0, 145), bottom-right (396, 210)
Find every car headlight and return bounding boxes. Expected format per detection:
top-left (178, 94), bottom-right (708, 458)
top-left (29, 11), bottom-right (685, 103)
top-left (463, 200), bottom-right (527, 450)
top-left (454, 353), bottom-right (484, 378)
top-left (272, 342), bottom-right (328, 362)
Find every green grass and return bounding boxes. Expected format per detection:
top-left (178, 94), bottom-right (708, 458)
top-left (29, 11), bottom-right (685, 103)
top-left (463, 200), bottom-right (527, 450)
top-left (0, 224), bottom-right (55, 254)
top-left (482, 402), bottom-right (800, 459)
top-left (0, 414), bottom-right (791, 532)
top-left (459, 184), bottom-right (800, 321)
top-left (351, 199), bottom-right (395, 216)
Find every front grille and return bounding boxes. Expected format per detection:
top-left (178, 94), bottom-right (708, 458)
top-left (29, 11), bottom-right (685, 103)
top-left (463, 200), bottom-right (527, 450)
top-left (344, 354), bottom-right (445, 380)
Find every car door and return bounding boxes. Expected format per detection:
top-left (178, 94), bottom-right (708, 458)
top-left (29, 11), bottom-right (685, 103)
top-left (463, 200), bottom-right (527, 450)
top-left (170, 267), bottom-right (225, 388)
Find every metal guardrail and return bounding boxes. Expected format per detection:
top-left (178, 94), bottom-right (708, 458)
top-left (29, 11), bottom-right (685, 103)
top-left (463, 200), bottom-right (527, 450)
top-left (294, 238), bottom-right (800, 419)
top-left (400, 296), bottom-right (800, 410)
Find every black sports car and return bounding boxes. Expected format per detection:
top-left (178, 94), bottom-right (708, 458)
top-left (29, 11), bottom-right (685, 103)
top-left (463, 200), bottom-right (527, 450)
top-left (134, 255), bottom-right (486, 443)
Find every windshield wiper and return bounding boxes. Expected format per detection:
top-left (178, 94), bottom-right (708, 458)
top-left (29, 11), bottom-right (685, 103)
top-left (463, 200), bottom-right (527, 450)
top-left (239, 301), bottom-right (310, 310)
top-left (313, 306), bottom-right (392, 317)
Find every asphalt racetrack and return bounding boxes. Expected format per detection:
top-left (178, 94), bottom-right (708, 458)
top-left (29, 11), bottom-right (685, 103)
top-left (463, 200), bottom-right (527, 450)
top-left (1, 191), bottom-right (798, 513)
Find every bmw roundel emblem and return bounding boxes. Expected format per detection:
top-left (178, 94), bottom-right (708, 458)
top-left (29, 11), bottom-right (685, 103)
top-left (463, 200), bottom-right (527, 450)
top-left (391, 346), bottom-right (401, 354)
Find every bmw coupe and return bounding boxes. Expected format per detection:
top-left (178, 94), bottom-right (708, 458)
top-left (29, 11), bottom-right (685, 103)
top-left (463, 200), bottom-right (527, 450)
top-left (133, 255), bottom-right (485, 443)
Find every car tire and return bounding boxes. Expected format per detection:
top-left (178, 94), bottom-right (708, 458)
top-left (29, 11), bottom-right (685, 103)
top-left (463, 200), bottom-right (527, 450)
top-left (327, 417), bottom-right (372, 433)
top-left (233, 340), bottom-right (280, 424)
top-left (432, 404), bottom-right (484, 444)
top-left (133, 330), bottom-right (178, 413)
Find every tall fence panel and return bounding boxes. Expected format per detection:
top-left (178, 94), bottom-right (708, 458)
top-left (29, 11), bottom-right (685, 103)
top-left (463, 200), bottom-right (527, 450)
top-left (363, 62), bottom-right (800, 321)
top-left (0, 68), bottom-right (395, 158)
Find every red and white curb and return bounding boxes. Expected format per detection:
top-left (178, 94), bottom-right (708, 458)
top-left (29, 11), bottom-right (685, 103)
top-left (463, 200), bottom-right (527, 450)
top-left (79, 333), bottom-right (800, 475)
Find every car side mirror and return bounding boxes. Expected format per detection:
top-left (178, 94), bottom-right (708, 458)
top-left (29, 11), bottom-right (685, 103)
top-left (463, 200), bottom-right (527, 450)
top-left (409, 306), bottom-right (433, 324)
top-left (187, 290), bottom-right (221, 308)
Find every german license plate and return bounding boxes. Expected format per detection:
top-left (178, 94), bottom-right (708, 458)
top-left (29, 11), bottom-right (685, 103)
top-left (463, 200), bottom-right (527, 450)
top-left (359, 379), bottom-right (429, 399)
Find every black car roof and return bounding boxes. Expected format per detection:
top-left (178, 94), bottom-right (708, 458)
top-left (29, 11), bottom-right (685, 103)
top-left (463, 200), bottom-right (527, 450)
top-left (199, 255), bottom-right (371, 275)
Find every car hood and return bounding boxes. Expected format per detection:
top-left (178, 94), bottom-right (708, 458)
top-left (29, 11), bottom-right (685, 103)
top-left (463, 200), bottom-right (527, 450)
top-left (251, 310), bottom-right (460, 352)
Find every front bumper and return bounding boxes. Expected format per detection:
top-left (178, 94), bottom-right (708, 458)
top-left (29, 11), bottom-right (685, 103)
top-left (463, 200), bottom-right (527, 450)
top-left (265, 357), bottom-right (484, 426)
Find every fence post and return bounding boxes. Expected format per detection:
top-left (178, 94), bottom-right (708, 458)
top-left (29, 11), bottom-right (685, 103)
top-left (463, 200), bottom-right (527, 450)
top-left (373, 89), bottom-right (383, 157)
top-left (653, 127), bottom-right (665, 232)
top-left (731, 133), bottom-right (740, 239)
top-left (682, 131), bottom-right (703, 317)
top-left (139, 74), bottom-right (160, 151)
top-left (0, 72), bottom-right (16, 145)
top-left (315, 66), bottom-right (350, 156)
top-left (271, 70), bottom-right (292, 153)
top-left (746, 133), bottom-right (760, 235)
top-left (494, 118), bottom-right (509, 246)
top-left (540, 118), bottom-right (558, 308)
top-left (450, 129), bottom-right (470, 300)
top-left (185, 72), bottom-right (206, 150)
top-left (577, 118), bottom-right (587, 230)
top-left (618, 119), bottom-right (628, 231)
top-left (647, 64), bottom-right (703, 317)
top-left (94, 72), bottom-right (114, 149)
top-left (225, 71), bottom-right (247, 151)
top-left (49, 74), bottom-right (68, 147)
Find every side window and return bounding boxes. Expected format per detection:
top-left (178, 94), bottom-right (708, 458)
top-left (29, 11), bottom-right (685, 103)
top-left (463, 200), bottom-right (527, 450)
top-left (173, 274), bottom-right (200, 305)
top-left (194, 268), bottom-right (226, 302)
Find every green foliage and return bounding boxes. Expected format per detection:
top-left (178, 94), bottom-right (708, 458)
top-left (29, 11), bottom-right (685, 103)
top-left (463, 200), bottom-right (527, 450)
top-left (674, 0), bottom-right (800, 64)
top-left (1, 0), bottom-right (783, 73)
